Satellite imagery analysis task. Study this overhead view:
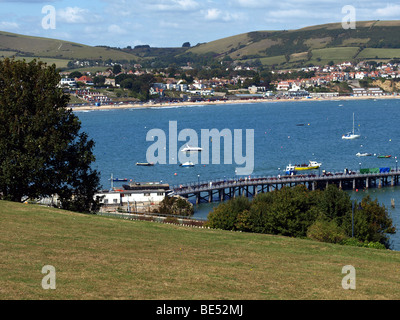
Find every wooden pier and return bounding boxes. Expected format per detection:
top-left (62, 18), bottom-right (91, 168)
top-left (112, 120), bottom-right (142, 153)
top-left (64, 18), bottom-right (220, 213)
top-left (171, 171), bottom-right (400, 204)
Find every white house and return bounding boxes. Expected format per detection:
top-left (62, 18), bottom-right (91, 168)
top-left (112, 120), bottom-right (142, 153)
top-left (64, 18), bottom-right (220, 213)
top-left (60, 78), bottom-right (76, 87)
top-left (276, 81), bottom-right (290, 91)
top-left (288, 83), bottom-right (302, 92)
top-left (95, 182), bottom-right (170, 212)
top-left (98, 190), bottom-right (166, 206)
top-left (355, 72), bottom-right (366, 80)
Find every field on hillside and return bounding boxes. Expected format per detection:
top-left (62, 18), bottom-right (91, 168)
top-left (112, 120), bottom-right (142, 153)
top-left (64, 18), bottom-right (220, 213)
top-left (0, 31), bottom-right (139, 61)
top-left (1, 200), bottom-right (400, 300)
top-left (309, 47), bottom-right (360, 64)
top-left (357, 48), bottom-right (400, 59)
top-left (13, 56), bottom-right (71, 69)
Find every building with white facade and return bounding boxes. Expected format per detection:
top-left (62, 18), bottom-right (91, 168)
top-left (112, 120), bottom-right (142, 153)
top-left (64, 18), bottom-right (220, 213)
top-left (60, 78), bottom-right (76, 87)
top-left (96, 182), bottom-right (170, 213)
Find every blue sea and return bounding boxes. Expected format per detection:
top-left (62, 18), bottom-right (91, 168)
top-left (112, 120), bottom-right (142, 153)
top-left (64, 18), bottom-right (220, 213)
top-left (75, 99), bottom-right (400, 250)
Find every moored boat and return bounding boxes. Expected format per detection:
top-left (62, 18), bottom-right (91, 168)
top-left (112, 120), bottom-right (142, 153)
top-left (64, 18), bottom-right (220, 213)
top-left (136, 162), bottom-right (154, 166)
top-left (294, 160), bottom-right (322, 171)
top-left (181, 145), bottom-right (203, 152)
top-left (377, 155), bottom-right (391, 158)
top-left (180, 161), bottom-right (194, 167)
top-left (356, 152), bottom-right (372, 157)
top-left (342, 113), bottom-right (361, 140)
top-left (286, 160), bottom-right (321, 174)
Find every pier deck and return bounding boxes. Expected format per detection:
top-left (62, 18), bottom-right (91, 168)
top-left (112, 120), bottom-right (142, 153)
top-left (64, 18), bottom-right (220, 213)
top-left (170, 171), bottom-right (400, 204)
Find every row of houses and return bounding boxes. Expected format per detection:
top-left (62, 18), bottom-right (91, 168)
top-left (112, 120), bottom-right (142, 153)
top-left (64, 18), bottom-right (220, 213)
top-left (352, 87), bottom-right (385, 97)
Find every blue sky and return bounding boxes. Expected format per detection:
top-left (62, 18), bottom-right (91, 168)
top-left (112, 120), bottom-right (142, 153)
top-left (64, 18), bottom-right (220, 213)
top-left (0, 0), bottom-right (399, 48)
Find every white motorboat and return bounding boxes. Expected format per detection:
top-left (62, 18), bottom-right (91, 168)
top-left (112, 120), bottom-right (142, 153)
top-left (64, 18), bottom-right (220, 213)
top-left (356, 152), bottom-right (371, 157)
top-left (180, 161), bottom-right (194, 167)
top-left (181, 145), bottom-right (203, 152)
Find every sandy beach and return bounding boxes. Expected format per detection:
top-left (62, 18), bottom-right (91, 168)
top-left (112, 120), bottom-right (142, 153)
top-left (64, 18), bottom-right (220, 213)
top-left (70, 94), bottom-right (400, 112)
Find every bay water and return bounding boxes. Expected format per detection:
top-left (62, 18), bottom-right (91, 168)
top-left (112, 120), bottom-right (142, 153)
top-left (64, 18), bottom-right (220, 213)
top-left (75, 99), bottom-right (400, 250)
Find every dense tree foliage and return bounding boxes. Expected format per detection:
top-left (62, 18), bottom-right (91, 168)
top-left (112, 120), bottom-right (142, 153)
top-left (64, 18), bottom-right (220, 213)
top-left (115, 73), bottom-right (155, 101)
top-left (0, 58), bottom-right (101, 212)
top-left (157, 196), bottom-right (194, 216)
top-left (206, 185), bottom-right (396, 248)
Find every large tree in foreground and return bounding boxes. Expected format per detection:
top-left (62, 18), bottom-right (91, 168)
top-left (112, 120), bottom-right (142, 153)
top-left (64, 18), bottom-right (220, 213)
top-left (0, 58), bottom-right (101, 212)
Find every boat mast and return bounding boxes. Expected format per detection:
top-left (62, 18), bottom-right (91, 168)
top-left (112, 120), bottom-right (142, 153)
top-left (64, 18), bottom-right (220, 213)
top-left (352, 113), bottom-right (355, 135)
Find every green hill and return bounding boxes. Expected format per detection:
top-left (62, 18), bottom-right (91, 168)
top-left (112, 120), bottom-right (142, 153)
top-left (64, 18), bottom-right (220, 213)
top-left (0, 31), bottom-right (140, 68)
top-left (2, 20), bottom-right (400, 70)
top-left (1, 200), bottom-right (399, 300)
top-left (187, 20), bottom-right (400, 67)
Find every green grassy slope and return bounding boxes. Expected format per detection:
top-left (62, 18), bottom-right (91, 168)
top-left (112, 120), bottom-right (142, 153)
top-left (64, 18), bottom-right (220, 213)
top-left (1, 200), bottom-right (399, 300)
top-left (2, 20), bottom-right (400, 69)
top-left (188, 20), bottom-right (400, 66)
top-left (0, 31), bottom-right (139, 62)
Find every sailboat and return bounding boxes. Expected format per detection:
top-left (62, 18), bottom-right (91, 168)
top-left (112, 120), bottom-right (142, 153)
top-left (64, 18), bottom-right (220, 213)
top-left (342, 113), bottom-right (361, 140)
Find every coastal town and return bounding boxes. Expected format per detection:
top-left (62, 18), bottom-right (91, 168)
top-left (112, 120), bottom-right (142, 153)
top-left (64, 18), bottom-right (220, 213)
top-left (3, 0), bottom-right (400, 302)
top-left (60, 59), bottom-right (400, 107)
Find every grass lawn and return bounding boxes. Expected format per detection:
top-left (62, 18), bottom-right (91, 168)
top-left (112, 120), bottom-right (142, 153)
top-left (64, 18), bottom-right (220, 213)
top-left (1, 200), bottom-right (400, 300)
top-left (358, 48), bottom-right (400, 59)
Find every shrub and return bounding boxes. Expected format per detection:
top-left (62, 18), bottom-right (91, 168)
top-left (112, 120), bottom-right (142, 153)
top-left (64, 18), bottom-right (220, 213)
top-left (206, 196), bottom-right (251, 230)
top-left (164, 216), bottom-right (179, 224)
top-left (307, 219), bottom-right (348, 244)
top-left (341, 238), bottom-right (386, 250)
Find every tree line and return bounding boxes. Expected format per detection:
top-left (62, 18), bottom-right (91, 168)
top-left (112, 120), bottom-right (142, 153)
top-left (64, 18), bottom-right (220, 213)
top-left (206, 185), bottom-right (396, 249)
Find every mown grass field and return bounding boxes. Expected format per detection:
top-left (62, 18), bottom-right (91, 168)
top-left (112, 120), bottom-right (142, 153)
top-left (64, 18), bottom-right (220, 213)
top-left (1, 200), bottom-right (400, 300)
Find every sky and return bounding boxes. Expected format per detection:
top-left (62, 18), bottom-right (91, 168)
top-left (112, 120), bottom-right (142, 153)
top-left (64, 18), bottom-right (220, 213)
top-left (0, 0), bottom-right (399, 48)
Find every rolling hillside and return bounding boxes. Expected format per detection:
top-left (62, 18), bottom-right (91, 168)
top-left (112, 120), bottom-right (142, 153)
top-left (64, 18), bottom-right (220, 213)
top-left (1, 20), bottom-right (400, 70)
top-left (0, 31), bottom-right (140, 67)
top-left (187, 20), bottom-right (400, 67)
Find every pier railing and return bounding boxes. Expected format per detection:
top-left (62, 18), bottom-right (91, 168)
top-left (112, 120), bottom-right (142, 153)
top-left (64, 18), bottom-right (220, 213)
top-left (171, 170), bottom-right (400, 197)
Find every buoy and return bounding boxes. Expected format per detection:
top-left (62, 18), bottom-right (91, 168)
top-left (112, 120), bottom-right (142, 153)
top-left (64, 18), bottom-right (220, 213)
top-left (174, 173), bottom-right (177, 175)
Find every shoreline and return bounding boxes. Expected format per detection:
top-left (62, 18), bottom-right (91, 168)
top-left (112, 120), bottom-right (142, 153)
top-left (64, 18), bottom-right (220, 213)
top-left (70, 94), bottom-right (400, 112)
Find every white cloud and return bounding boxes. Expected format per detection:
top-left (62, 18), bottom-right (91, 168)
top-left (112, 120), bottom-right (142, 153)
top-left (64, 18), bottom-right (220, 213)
top-left (107, 24), bottom-right (128, 35)
top-left (204, 8), bottom-right (242, 22)
top-left (146, 0), bottom-right (200, 11)
top-left (57, 7), bottom-right (102, 24)
top-left (204, 8), bottom-right (221, 20)
top-left (375, 4), bottom-right (400, 17)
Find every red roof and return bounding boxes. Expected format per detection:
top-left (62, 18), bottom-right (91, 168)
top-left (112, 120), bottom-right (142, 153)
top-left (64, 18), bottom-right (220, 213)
top-left (77, 76), bottom-right (93, 82)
